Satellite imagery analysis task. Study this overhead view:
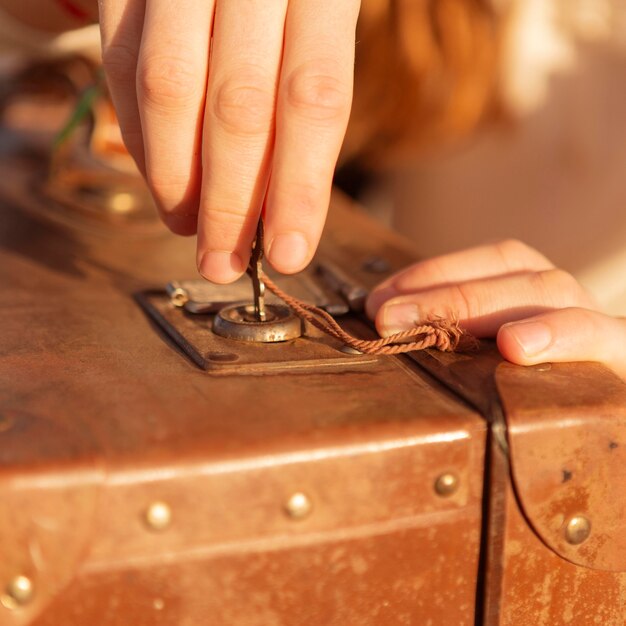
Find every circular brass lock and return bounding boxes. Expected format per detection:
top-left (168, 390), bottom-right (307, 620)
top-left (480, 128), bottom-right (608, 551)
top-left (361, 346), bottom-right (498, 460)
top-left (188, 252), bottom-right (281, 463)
top-left (213, 303), bottom-right (302, 343)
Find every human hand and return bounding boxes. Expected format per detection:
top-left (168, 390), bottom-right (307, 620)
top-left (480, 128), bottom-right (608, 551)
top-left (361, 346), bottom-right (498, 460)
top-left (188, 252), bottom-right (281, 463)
top-left (98, 0), bottom-right (360, 283)
top-left (366, 240), bottom-right (626, 380)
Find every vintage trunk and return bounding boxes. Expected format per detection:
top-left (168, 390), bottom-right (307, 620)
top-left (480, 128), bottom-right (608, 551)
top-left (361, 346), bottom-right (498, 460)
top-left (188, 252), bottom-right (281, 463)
top-left (0, 146), bottom-right (487, 625)
top-left (1, 124), bottom-right (626, 625)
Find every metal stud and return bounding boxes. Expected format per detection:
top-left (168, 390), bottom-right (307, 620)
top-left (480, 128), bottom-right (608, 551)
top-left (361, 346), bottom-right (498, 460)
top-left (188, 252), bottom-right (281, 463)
top-left (284, 492), bottom-right (313, 520)
top-left (165, 282), bottom-right (189, 308)
top-left (1, 576), bottom-right (34, 609)
top-left (434, 473), bottom-right (459, 497)
top-left (144, 501), bottom-right (172, 531)
top-left (564, 515), bottom-right (591, 545)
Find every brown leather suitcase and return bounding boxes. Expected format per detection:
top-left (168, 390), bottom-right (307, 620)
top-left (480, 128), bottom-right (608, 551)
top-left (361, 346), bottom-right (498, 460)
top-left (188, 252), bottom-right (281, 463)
top-left (413, 346), bottom-right (626, 625)
top-left (1, 67), bottom-right (626, 626)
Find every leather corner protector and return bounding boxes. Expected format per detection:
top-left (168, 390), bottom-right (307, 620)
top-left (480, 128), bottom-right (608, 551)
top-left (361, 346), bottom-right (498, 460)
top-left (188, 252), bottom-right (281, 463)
top-left (496, 361), bottom-right (626, 572)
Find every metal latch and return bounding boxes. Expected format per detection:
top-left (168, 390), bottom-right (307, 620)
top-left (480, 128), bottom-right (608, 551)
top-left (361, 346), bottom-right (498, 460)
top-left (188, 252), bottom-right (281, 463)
top-left (136, 261), bottom-right (379, 375)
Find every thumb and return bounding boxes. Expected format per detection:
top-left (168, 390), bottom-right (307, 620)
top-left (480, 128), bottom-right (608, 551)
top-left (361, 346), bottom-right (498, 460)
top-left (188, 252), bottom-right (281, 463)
top-left (497, 308), bottom-right (626, 380)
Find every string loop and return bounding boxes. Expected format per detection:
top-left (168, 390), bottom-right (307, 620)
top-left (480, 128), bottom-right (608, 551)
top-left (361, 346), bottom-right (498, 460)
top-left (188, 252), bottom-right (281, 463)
top-left (261, 271), bottom-right (473, 355)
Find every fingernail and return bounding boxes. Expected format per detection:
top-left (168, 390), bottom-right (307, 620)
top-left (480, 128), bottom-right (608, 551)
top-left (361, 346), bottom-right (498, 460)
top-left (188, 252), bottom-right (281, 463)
top-left (199, 250), bottom-right (245, 284)
top-left (380, 302), bottom-right (421, 337)
top-left (507, 321), bottom-right (553, 357)
top-left (267, 232), bottom-right (309, 273)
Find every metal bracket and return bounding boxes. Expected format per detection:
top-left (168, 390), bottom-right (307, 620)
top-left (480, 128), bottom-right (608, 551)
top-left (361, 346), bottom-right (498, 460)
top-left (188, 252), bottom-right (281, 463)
top-left (136, 265), bottom-right (380, 375)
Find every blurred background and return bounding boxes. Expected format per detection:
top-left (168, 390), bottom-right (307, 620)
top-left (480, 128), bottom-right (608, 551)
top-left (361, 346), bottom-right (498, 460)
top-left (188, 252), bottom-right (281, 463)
top-left (339, 0), bottom-right (626, 316)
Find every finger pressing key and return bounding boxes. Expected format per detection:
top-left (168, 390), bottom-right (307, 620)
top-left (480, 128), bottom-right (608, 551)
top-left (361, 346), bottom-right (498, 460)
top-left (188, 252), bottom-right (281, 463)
top-left (197, 0), bottom-right (288, 284)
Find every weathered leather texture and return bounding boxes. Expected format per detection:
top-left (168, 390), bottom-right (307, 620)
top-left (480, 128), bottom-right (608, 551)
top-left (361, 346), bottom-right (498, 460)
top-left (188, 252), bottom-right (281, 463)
top-left (0, 148), bottom-right (486, 626)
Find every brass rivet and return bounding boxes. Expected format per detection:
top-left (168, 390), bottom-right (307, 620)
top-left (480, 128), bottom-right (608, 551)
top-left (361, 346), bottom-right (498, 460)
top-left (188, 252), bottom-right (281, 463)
top-left (1, 576), bottom-right (34, 609)
top-left (565, 515), bottom-right (591, 545)
top-left (434, 473), bottom-right (459, 497)
top-left (170, 288), bottom-right (188, 308)
top-left (284, 492), bottom-right (313, 520)
top-left (144, 501), bottom-right (172, 531)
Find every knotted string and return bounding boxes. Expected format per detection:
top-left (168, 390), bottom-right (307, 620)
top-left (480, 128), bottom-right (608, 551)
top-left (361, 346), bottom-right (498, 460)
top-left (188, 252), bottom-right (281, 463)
top-left (260, 271), bottom-right (473, 355)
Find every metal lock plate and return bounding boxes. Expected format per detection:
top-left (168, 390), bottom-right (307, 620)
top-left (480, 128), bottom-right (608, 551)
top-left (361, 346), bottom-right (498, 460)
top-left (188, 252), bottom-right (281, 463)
top-left (168, 269), bottom-right (351, 317)
top-left (137, 265), bottom-right (379, 375)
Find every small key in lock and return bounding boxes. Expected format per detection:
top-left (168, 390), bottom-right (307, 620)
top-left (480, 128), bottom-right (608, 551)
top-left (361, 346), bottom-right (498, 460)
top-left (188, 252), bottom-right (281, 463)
top-left (247, 219), bottom-right (267, 322)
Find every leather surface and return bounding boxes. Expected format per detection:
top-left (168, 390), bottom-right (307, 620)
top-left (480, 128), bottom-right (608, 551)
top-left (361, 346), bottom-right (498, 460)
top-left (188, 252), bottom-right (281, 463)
top-left (0, 147), bottom-right (486, 625)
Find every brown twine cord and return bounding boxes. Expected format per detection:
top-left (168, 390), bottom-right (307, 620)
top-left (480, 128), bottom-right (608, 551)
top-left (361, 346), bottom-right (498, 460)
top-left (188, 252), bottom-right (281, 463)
top-left (260, 271), bottom-right (473, 355)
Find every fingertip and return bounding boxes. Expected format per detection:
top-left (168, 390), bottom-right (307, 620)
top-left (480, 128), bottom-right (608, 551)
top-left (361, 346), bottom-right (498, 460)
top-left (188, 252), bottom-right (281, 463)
top-left (496, 324), bottom-right (525, 364)
top-left (198, 250), bottom-right (246, 284)
top-left (266, 231), bottom-right (311, 274)
top-left (497, 321), bottom-right (553, 365)
top-left (375, 299), bottom-right (421, 338)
